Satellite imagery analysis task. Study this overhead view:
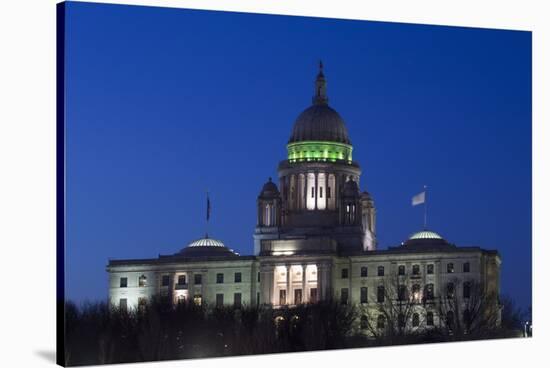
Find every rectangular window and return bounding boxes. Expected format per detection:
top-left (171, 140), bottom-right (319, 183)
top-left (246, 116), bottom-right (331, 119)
top-left (178, 275), bottom-right (186, 285)
top-left (320, 187), bottom-right (323, 198)
top-left (294, 289), bottom-right (303, 304)
top-left (257, 272), bottom-right (260, 282)
top-left (398, 265), bottom-right (405, 276)
top-left (310, 288), bottom-right (318, 303)
top-left (216, 293), bottom-right (224, 307)
top-left (463, 262), bottom-right (470, 273)
top-left (341, 268), bottom-right (349, 279)
top-left (378, 266), bottom-right (385, 277)
top-left (463, 282), bottom-right (471, 298)
top-left (427, 264), bottom-right (434, 274)
top-left (377, 286), bottom-right (385, 303)
top-left (447, 282), bottom-right (455, 299)
top-left (120, 277), bottom-right (128, 288)
top-left (426, 284), bottom-right (434, 299)
top-left (161, 275), bottom-right (169, 287)
top-left (340, 288), bottom-right (349, 305)
top-left (234, 272), bottom-right (242, 283)
top-left (234, 293), bottom-right (242, 308)
top-left (361, 266), bottom-right (368, 277)
top-left (279, 289), bottom-right (287, 305)
top-left (194, 274), bottom-right (202, 285)
top-left (398, 285), bottom-right (407, 301)
top-left (427, 312), bottom-right (434, 326)
top-left (327, 187), bottom-right (331, 199)
top-left (412, 265), bottom-right (420, 275)
top-left (216, 273), bottom-right (224, 284)
top-left (138, 297), bottom-right (147, 312)
top-left (311, 187), bottom-right (315, 198)
top-left (194, 294), bottom-right (202, 306)
top-left (138, 275), bottom-right (147, 287)
top-left (412, 284), bottom-right (421, 301)
top-left (119, 298), bottom-right (127, 311)
top-left (360, 287), bottom-right (368, 304)
top-left (257, 292), bottom-right (260, 305)
top-left (447, 263), bottom-right (454, 273)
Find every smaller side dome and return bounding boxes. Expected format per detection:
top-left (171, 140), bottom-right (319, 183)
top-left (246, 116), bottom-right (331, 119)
top-left (402, 229), bottom-right (454, 250)
top-left (409, 230), bottom-right (443, 240)
top-left (259, 177), bottom-right (280, 198)
top-left (176, 236), bottom-right (238, 257)
top-left (187, 237), bottom-right (226, 247)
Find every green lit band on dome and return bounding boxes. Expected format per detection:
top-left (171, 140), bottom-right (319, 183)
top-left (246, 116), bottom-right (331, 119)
top-left (287, 141), bottom-right (353, 163)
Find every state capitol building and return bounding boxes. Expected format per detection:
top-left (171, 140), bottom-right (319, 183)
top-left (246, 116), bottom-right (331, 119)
top-left (107, 64), bottom-right (501, 330)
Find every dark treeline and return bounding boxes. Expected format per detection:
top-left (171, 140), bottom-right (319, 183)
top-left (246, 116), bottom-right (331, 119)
top-left (63, 297), bottom-right (526, 366)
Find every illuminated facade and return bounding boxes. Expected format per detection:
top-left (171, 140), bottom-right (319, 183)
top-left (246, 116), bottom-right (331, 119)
top-left (107, 64), bottom-right (501, 331)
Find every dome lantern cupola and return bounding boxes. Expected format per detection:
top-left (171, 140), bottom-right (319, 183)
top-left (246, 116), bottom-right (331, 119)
top-left (313, 60), bottom-right (328, 106)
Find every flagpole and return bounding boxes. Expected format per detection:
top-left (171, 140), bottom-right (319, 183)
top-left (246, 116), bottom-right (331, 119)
top-left (423, 185), bottom-right (427, 230)
top-left (206, 190), bottom-right (209, 238)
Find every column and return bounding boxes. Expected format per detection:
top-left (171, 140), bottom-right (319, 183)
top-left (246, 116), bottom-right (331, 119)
top-left (169, 271), bottom-right (176, 305)
top-left (260, 265), bottom-right (274, 305)
top-left (317, 263), bottom-right (325, 300)
top-left (188, 271), bottom-right (194, 303)
top-left (286, 264), bottom-right (291, 305)
top-left (314, 172), bottom-right (318, 210)
top-left (324, 263), bottom-right (332, 301)
top-left (302, 264), bottom-right (307, 303)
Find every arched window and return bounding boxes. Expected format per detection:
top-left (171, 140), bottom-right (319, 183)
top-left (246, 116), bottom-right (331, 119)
top-left (360, 315), bottom-right (368, 329)
top-left (377, 315), bottom-right (386, 329)
top-left (264, 204), bottom-right (271, 226)
top-left (412, 313), bottom-right (420, 327)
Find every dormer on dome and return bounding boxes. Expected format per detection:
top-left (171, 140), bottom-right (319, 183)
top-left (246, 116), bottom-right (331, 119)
top-left (259, 177), bottom-right (280, 198)
top-left (256, 177), bottom-right (282, 228)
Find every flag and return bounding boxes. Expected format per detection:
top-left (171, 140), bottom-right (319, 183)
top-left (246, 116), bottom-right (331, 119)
top-left (412, 191), bottom-right (425, 206)
top-left (206, 193), bottom-right (211, 221)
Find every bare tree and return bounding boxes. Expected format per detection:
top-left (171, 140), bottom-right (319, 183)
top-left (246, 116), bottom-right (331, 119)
top-left (437, 278), bottom-right (500, 339)
top-left (359, 274), bottom-right (427, 343)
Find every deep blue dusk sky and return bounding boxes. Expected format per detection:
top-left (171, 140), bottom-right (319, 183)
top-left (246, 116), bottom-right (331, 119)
top-left (65, 2), bottom-right (532, 309)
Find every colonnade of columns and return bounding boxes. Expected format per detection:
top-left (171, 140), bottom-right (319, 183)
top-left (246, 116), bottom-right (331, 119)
top-left (280, 172), bottom-right (361, 213)
top-left (259, 263), bottom-right (332, 306)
